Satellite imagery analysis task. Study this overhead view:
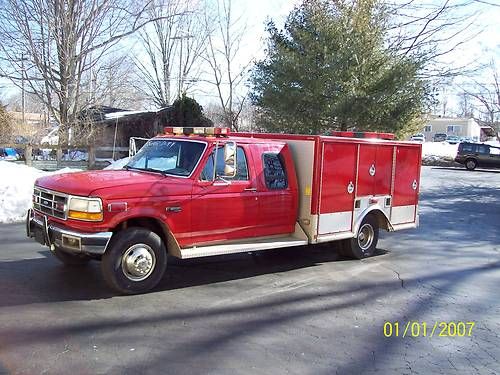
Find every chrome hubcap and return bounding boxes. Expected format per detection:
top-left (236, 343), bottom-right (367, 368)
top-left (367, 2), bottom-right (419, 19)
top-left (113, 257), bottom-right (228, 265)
top-left (358, 224), bottom-right (374, 252)
top-left (121, 244), bottom-right (156, 281)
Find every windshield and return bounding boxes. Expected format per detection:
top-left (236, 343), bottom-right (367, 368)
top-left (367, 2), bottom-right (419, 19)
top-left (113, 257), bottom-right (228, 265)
top-left (125, 139), bottom-right (206, 176)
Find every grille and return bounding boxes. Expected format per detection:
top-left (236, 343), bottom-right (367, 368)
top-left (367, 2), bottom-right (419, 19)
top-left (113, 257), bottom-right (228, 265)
top-left (33, 187), bottom-right (67, 219)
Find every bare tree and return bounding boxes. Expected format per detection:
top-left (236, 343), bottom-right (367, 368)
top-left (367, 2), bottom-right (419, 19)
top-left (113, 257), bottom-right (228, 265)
top-left (459, 60), bottom-right (500, 125)
top-left (84, 55), bottom-right (146, 109)
top-left (202, 0), bottom-right (249, 131)
top-left (133, 0), bottom-right (207, 108)
top-left (386, 0), bottom-right (483, 79)
top-left (0, 0), bottom-right (179, 143)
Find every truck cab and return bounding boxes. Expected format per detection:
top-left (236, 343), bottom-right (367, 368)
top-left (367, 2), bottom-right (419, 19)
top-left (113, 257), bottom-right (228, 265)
top-left (28, 128), bottom-right (301, 293)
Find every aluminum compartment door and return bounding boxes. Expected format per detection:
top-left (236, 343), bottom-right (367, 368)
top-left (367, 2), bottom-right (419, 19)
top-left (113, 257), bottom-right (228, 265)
top-left (374, 145), bottom-right (393, 196)
top-left (318, 142), bottom-right (357, 234)
top-left (392, 146), bottom-right (420, 224)
top-left (357, 144), bottom-right (377, 197)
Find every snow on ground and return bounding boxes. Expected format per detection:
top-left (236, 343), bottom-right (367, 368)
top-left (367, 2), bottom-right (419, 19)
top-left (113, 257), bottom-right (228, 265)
top-left (104, 157), bottom-right (130, 170)
top-left (422, 141), bottom-right (458, 158)
top-left (0, 161), bottom-right (81, 224)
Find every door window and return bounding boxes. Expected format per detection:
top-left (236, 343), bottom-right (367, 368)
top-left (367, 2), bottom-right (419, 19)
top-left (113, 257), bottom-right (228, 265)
top-left (263, 153), bottom-right (287, 190)
top-left (200, 146), bottom-right (249, 181)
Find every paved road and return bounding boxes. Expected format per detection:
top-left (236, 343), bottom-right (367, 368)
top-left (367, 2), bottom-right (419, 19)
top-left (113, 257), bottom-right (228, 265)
top-left (0, 166), bottom-right (499, 374)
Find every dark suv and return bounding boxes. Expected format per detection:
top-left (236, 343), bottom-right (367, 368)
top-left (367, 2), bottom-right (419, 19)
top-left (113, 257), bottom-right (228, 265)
top-left (455, 142), bottom-right (500, 170)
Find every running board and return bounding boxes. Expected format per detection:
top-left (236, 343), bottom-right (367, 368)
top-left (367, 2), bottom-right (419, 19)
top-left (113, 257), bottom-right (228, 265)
top-left (180, 236), bottom-right (309, 259)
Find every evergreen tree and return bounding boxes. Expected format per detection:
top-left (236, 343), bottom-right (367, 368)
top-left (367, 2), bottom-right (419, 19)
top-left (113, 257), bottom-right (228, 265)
top-left (250, 0), bottom-right (431, 136)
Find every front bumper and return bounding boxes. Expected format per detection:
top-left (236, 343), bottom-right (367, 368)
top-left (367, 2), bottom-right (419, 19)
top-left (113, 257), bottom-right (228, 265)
top-left (26, 209), bottom-right (113, 255)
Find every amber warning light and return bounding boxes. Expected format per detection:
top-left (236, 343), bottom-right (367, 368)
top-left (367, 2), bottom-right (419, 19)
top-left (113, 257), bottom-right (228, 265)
top-left (164, 127), bottom-right (230, 136)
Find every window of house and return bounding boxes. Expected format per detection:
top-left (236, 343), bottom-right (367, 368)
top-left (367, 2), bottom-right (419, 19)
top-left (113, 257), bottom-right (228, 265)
top-left (447, 125), bottom-right (461, 133)
top-left (263, 153), bottom-right (287, 190)
top-left (200, 146), bottom-right (249, 181)
top-left (424, 125), bottom-right (432, 132)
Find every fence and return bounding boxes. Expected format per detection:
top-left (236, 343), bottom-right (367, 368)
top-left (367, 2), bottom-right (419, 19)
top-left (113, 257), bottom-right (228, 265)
top-left (0, 143), bottom-right (129, 171)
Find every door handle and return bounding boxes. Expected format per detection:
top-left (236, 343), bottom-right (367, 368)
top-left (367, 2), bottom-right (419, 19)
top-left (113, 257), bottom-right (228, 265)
top-left (244, 187), bottom-right (257, 192)
top-left (166, 206), bottom-right (182, 213)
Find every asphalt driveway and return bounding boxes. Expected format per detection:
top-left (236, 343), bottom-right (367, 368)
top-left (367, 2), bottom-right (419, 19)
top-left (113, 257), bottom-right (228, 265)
top-left (0, 166), bottom-right (499, 374)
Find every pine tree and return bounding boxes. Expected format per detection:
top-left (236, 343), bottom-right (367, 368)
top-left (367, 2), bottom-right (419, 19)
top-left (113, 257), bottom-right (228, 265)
top-left (250, 0), bottom-right (431, 136)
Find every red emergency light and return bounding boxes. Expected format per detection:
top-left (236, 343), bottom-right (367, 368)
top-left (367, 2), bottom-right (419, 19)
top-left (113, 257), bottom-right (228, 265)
top-left (331, 131), bottom-right (395, 140)
top-left (164, 127), bottom-right (230, 136)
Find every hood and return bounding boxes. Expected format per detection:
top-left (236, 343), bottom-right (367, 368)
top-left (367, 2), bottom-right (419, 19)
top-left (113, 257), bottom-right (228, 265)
top-left (35, 169), bottom-right (189, 198)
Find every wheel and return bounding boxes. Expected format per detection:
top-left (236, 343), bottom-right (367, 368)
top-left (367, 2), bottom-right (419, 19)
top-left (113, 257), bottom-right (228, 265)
top-left (465, 158), bottom-right (477, 171)
top-left (343, 215), bottom-right (379, 259)
top-left (52, 247), bottom-right (91, 266)
top-left (102, 227), bottom-right (167, 294)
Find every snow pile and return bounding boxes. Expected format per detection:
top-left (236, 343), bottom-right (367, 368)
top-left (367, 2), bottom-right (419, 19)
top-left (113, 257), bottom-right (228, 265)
top-left (104, 157), bottom-right (130, 170)
top-left (421, 142), bottom-right (459, 165)
top-left (0, 161), bottom-right (81, 223)
top-left (422, 142), bottom-right (459, 158)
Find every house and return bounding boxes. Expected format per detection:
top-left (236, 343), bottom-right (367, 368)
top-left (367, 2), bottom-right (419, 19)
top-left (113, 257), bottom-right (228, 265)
top-left (423, 116), bottom-right (496, 142)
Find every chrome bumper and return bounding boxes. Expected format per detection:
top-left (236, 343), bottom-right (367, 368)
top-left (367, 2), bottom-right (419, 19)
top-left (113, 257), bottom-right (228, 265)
top-left (26, 209), bottom-right (112, 255)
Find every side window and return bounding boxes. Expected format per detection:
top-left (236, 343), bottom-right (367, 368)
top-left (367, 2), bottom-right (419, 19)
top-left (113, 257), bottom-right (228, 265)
top-left (263, 153), bottom-right (287, 190)
top-left (461, 144), bottom-right (473, 153)
top-left (478, 145), bottom-right (489, 155)
top-left (200, 146), bottom-right (249, 181)
top-left (490, 147), bottom-right (500, 156)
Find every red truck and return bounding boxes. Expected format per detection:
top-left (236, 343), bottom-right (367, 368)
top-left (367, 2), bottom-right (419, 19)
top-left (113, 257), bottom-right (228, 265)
top-left (27, 127), bottom-right (422, 294)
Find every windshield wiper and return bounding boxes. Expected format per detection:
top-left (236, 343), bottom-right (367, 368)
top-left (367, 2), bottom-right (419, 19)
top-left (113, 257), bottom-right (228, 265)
top-left (123, 165), bottom-right (166, 174)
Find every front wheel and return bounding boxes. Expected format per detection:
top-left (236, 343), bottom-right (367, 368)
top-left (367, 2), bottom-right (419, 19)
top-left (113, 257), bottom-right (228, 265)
top-left (102, 227), bottom-right (167, 294)
top-left (342, 215), bottom-right (379, 259)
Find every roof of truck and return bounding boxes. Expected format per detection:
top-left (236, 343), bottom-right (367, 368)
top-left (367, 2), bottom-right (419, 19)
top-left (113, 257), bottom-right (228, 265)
top-left (154, 134), bottom-right (287, 145)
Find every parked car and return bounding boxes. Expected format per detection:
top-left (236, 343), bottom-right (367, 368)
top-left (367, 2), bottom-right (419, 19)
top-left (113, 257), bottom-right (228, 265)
top-left (0, 147), bottom-right (20, 161)
top-left (455, 142), bottom-right (500, 170)
top-left (446, 135), bottom-right (460, 144)
top-left (410, 133), bottom-right (425, 142)
top-left (433, 133), bottom-right (447, 142)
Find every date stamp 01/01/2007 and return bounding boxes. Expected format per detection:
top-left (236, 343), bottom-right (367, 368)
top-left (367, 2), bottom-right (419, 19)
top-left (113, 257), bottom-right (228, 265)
top-left (383, 321), bottom-right (476, 338)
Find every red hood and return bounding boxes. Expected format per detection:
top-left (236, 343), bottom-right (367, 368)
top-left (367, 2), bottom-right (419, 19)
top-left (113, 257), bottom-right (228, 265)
top-left (35, 170), bottom-right (190, 198)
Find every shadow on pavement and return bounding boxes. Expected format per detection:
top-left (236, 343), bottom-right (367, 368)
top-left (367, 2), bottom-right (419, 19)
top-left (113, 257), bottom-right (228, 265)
top-left (0, 243), bottom-right (352, 308)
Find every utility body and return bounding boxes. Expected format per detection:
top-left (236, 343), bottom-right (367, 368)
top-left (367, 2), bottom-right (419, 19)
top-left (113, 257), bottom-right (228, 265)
top-left (27, 128), bottom-right (422, 294)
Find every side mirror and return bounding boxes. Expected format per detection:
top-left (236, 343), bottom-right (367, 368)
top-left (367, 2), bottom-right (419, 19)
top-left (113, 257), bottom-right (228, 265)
top-left (223, 141), bottom-right (237, 177)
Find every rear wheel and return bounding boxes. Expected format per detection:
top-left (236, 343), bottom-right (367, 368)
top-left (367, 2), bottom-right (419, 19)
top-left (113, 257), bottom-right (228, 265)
top-left (102, 227), bottom-right (167, 294)
top-left (465, 158), bottom-right (477, 171)
top-left (342, 215), bottom-right (379, 259)
top-left (52, 247), bottom-right (91, 266)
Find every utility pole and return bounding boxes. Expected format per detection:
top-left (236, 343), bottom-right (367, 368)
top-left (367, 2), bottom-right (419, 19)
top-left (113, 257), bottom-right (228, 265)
top-left (21, 54), bottom-right (25, 127)
top-left (172, 33), bottom-right (193, 98)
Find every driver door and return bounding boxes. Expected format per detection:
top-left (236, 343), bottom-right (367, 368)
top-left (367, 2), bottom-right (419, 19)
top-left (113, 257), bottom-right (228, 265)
top-left (188, 144), bottom-right (259, 246)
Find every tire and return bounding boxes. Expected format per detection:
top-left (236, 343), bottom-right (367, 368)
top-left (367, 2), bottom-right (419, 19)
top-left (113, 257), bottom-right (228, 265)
top-left (52, 247), bottom-right (91, 266)
top-left (101, 227), bottom-right (167, 294)
top-left (465, 158), bottom-right (477, 171)
top-left (343, 215), bottom-right (379, 259)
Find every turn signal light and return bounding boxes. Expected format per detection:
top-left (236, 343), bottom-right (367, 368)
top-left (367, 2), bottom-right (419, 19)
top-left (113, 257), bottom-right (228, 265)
top-left (68, 210), bottom-right (103, 221)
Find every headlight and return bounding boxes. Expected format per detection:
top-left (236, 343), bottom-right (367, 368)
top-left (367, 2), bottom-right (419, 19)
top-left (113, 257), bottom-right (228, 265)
top-left (68, 197), bottom-right (103, 221)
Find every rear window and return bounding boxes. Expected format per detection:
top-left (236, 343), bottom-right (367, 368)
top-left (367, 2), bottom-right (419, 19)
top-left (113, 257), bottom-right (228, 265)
top-left (263, 153), bottom-right (287, 190)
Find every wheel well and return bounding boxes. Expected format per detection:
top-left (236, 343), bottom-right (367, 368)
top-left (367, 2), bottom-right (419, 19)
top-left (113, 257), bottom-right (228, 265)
top-left (367, 210), bottom-right (390, 231)
top-left (114, 217), bottom-right (170, 251)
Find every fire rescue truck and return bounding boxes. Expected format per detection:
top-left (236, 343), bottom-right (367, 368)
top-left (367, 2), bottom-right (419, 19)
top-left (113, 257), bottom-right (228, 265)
top-left (27, 127), bottom-right (422, 294)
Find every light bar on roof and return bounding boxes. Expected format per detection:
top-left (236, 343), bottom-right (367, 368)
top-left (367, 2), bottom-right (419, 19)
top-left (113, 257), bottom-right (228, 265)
top-left (164, 127), bottom-right (230, 137)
